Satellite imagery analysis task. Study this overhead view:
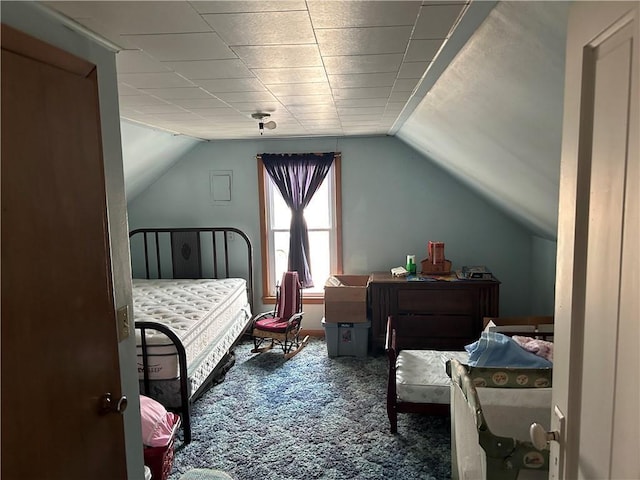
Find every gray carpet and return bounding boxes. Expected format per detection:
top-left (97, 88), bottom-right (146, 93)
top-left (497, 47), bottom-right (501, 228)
top-left (169, 338), bottom-right (451, 480)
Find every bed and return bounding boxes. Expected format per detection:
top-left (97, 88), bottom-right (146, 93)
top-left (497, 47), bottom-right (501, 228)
top-left (385, 315), bottom-right (554, 433)
top-left (130, 227), bottom-right (254, 444)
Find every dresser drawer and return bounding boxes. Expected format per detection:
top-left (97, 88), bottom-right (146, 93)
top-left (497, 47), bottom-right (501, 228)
top-left (396, 314), bottom-right (476, 338)
top-left (397, 289), bottom-right (474, 314)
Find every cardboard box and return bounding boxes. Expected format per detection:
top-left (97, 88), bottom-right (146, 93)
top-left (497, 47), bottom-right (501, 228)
top-left (324, 274), bottom-right (370, 323)
top-left (322, 319), bottom-right (370, 357)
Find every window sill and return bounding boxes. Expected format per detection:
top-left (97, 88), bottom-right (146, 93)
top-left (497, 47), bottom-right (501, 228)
top-left (261, 295), bottom-right (325, 305)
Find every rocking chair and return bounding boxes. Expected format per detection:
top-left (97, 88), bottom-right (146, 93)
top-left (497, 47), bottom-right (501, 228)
top-left (251, 271), bottom-right (309, 360)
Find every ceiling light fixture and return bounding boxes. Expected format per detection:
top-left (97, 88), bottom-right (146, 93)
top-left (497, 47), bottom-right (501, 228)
top-left (251, 112), bottom-right (277, 135)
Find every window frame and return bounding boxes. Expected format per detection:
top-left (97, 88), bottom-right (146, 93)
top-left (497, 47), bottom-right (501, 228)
top-left (257, 154), bottom-right (342, 304)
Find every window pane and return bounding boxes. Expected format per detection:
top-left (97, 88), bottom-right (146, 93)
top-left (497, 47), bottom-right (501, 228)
top-left (271, 186), bottom-right (291, 229)
top-left (307, 230), bottom-right (330, 293)
top-left (304, 179), bottom-right (330, 229)
top-left (273, 230), bottom-right (290, 288)
top-left (272, 230), bottom-right (330, 295)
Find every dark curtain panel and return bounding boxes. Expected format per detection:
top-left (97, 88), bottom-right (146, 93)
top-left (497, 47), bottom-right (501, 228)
top-left (262, 152), bottom-right (335, 288)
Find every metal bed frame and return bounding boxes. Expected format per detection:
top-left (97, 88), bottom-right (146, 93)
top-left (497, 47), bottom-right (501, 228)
top-left (130, 227), bottom-right (254, 444)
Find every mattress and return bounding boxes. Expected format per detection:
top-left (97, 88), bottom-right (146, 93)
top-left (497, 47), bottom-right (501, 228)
top-left (134, 278), bottom-right (250, 381)
top-left (396, 349), bottom-right (469, 404)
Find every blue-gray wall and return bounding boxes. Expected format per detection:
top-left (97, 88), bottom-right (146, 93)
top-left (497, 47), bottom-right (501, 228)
top-left (127, 135), bottom-right (556, 327)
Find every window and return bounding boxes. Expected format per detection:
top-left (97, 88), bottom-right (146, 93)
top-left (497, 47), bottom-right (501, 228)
top-left (258, 154), bottom-right (342, 302)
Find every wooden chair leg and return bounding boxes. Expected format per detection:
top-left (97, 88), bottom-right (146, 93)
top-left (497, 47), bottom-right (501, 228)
top-left (388, 405), bottom-right (398, 434)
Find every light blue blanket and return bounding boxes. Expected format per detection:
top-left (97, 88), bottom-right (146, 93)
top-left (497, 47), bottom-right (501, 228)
top-left (465, 332), bottom-right (553, 368)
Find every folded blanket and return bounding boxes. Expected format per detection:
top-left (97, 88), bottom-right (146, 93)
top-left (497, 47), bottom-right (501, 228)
top-left (512, 335), bottom-right (554, 362)
top-left (465, 332), bottom-right (553, 368)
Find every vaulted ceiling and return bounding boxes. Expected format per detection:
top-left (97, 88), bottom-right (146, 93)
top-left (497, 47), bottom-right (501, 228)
top-left (43, 0), bottom-right (492, 139)
top-left (40, 1), bottom-right (569, 240)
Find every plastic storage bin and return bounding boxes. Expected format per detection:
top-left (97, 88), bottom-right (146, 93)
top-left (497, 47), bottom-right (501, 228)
top-left (322, 319), bottom-right (370, 357)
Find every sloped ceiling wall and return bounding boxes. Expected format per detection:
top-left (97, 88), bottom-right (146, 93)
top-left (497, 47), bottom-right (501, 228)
top-left (122, 1), bottom-right (569, 240)
top-left (397, 1), bottom-right (569, 239)
top-left (121, 120), bottom-right (200, 202)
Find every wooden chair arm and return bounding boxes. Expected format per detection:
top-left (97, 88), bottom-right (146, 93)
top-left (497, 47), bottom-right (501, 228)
top-left (287, 312), bottom-right (304, 326)
top-left (251, 310), bottom-right (275, 326)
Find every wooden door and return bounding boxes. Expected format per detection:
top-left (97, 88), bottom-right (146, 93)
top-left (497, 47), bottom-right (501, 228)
top-left (0, 25), bottom-right (127, 479)
top-left (553, 2), bottom-right (638, 479)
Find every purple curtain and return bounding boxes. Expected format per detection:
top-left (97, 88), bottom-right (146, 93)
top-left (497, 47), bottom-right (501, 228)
top-left (262, 152), bottom-right (335, 288)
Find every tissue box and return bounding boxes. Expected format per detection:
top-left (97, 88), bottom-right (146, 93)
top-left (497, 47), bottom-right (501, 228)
top-left (324, 275), bottom-right (370, 323)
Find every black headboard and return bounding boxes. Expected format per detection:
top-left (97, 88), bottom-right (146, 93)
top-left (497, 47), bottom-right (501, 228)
top-left (129, 227), bottom-right (254, 311)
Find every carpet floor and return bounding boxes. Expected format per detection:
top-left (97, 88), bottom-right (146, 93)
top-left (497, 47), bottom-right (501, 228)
top-left (168, 337), bottom-right (451, 480)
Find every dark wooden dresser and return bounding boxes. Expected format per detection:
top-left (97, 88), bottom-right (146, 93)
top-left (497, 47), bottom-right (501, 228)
top-left (368, 272), bottom-right (500, 352)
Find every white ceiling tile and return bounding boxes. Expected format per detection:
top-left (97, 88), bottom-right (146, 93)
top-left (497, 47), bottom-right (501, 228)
top-left (191, 108), bottom-right (251, 119)
top-left (119, 72), bottom-right (195, 89)
top-left (161, 60), bottom-right (251, 80)
top-left (404, 39), bottom-right (444, 62)
top-left (334, 98), bottom-right (388, 107)
top-left (198, 78), bottom-right (267, 93)
top-left (170, 98), bottom-right (228, 109)
top-left (328, 72), bottom-right (397, 89)
top-left (278, 95), bottom-right (333, 107)
top-left (121, 33), bottom-right (236, 61)
top-left (119, 107), bottom-right (140, 116)
top-left (323, 54), bottom-right (404, 74)
top-left (214, 91), bottom-right (278, 103)
top-left (343, 127), bottom-right (389, 135)
top-left (119, 95), bottom-right (171, 107)
top-left (118, 83), bottom-right (143, 96)
top-left (45, 1), bottom-right (212, 35)
top-left (132, 104), bottom-right (188, 114)
top-left (43, 0), bottom-right (479, 140)
top-left (413, 4), bottom-right (467, 39)
top-left (389, 91), bottom-right (412, 101)
top-left (139, 87), bottom-right (216, 100)
top-left (61, 17), bottom-right (140, 49)
top-left (116, 50), bottom-right (169, 73)
top-left (148, 112), bottom-right (209, 122)
top-left (191, 1), bottom-right (307, 14)
top-left (385, 102), bottom-right (408, 112)
top-left (232, 45), bottom-right (322, 68)
top-left (316, 26), bottom-right (413, 56)
top-left (298, 117), bottom-right (340, 124)
top-left (393, 78), bottom-right (419, 92)
top-left (295, 119), bottom-right (339, 127)
top-left (341, 120), bottom-right (383, 128)
top-left (229, 102), bottom-right (284, 113)
top-left (307, 1), bottom-right (421, 28)
top-left (267, 83), bottom-right (331, 97)
top-left (165, 59), bottom-right (254, 80)
top-left (253, 67), bottom-right (327, 84)
top-left (202, 11), bottom-right (315, 45)
top-left (286, 102), bottom-right (337, 113)
top-left (333, 86), bottom-right (392, 99)
top-left (306, 128), bottom-right (344, 135)
top-left (337, 106), bottom-right (387, 116)
top-left (397, 62), bottom-right (430, 78)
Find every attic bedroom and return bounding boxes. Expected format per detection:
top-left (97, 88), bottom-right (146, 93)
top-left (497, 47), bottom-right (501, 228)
top-left (2, 1), bottom-right (638, 480)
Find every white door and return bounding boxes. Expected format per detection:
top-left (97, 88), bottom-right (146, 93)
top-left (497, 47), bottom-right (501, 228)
top-left (553, 2), bottom-right (639, 479)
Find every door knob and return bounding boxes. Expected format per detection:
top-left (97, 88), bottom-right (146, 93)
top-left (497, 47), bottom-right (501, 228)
top-left (530, 422), bottom-right (560, 450)
top-left (100, 392), bottom-right (128, 414)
